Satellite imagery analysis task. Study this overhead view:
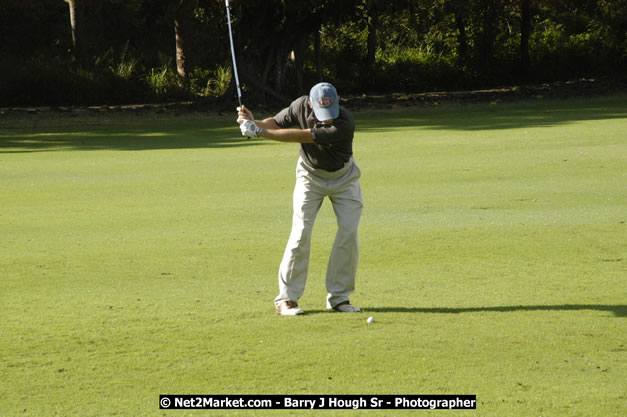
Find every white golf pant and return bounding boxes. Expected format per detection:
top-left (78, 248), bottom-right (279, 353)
top-left (275, 156), bottom-right (364, 309)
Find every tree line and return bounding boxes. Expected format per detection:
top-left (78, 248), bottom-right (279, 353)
top-left (1, 0), bottom-right (625, 106)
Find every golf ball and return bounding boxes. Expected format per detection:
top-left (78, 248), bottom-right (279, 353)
top-left (367, 316), bottom-right (375, 323)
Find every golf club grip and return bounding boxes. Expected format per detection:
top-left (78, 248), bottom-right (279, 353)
top-left (238, 101), bottom-right (251, 140)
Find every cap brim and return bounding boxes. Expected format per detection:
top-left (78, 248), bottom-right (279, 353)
top-left (313, 105), bottom-right (339, 121)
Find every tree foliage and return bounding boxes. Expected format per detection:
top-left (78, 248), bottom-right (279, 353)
top-left (0, 0), bottom-right (624, 105)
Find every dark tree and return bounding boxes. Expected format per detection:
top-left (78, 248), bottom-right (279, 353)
top-left (64, 0), bottom-right (84, 63)
top-left (520, 0), bottom-right (532, 79)
top-left (366, 0), bottom-right (379, 71)
top-left (174, 0), bottom-right (196, 80)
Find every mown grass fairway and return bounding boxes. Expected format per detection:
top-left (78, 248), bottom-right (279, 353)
top-left (1, 96), bottom-right (625, 417)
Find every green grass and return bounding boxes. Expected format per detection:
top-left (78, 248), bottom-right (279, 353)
top-left (1, 96), bottom-right (625, 417)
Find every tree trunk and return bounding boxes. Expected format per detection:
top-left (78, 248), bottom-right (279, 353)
top-left (293, 37), bottom-right (306, 94)
top-left (408, 1), bottom-right (419, 34)
top-left (65, 0), bottom-right (84, 64)
top-left (314, 25), bottom-right (323, 81)
top-left (519, 0), bottom-right (532, 80)
top-left (477, 1), bottom-right (497, 68)
top-left (174, 0), bottom-right (194, 80)
top-left (258, 53), bottom-right (274, 103)
top-left (275, 48), bottom-right (284, 94)
top-left (366, 0), bottom-right (378, 71)
top-left (454, 12), bottom-right (468, 66)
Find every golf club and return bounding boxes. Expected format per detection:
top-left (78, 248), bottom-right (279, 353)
top-left (225, 0), bottom-right (242, 107)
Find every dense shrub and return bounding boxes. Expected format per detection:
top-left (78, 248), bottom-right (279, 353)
top-left (0, 0), bottom-right (624, 106)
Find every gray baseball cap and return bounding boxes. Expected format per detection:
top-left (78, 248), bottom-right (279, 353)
top-left (309, 82), bottom-right (339, 121)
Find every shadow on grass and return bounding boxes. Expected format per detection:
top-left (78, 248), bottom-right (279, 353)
top-left (356, 96), bottom-right (627, 132)
top-left (303, 304), bottom-right (626, 317)
top-left (0, 122), bottom-right (261, 153)
top-left (363, 304), bottom-right (627, 317)
top-left (2, 96), bottom-right (625, 152)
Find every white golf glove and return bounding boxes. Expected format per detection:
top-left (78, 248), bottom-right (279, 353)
top-left (240, 120), bottom-right (261, 138)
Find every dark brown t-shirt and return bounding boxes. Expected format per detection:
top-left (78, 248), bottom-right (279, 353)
top-left (274, 95), bottom-right (355, 172)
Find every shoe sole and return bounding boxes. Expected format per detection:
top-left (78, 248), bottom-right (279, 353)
top-left (276, 308), bottom-right (305, 316)
top-left (278, 310), bottom-right (304, 315)
top-left (330, 306), bottom-right (361, 313)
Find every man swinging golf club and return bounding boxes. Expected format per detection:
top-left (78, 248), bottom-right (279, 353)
top-left (237, 82), bottom-right (363, 315)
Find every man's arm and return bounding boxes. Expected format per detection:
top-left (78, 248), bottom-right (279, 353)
top-left (238, 107), bottom-right (314, 144)
top-left (254, 117), bottom-right (281, 130)
top-left (260, 122), bottom-right (314, 143)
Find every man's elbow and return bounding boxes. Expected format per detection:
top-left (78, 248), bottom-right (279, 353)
top-left (299, 130), bottom-right (314, 143)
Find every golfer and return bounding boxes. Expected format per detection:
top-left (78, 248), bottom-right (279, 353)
top-left (237, 82), bottom-right (363, 315)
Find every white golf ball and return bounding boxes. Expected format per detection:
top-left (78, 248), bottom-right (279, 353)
top-left (367, 316), bottom-right (375, 323)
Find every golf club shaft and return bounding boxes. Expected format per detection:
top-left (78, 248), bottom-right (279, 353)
top-left (225, 0), bottom-right (242, 107)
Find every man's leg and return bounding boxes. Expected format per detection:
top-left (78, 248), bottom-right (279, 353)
top-left (275, 161), bottom-right (324, 306)
top-left (325, 165), bottom-right (364, 309)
